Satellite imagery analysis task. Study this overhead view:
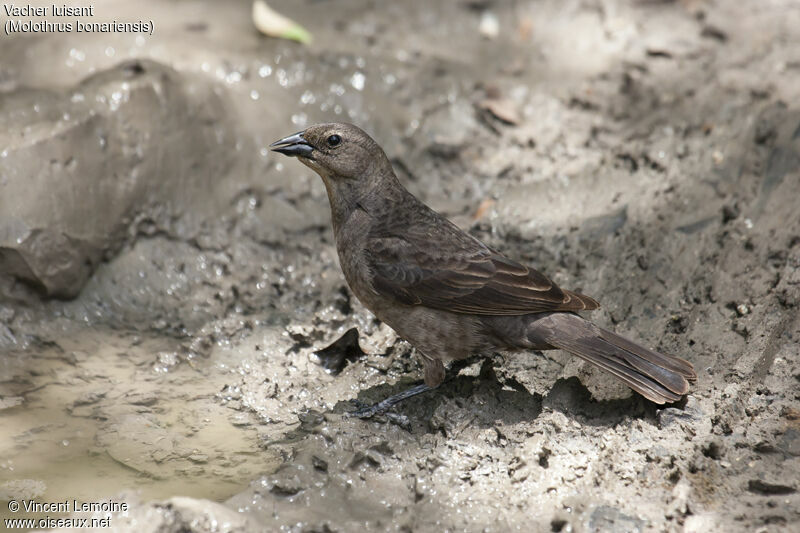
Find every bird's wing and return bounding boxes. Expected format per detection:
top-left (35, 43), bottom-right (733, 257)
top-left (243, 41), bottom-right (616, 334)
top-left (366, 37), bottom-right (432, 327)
top-left (365, 220), bottom-right (599, 315)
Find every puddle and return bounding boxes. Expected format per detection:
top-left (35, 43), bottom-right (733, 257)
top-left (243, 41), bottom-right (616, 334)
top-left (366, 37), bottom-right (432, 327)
top-left (0, 327), bottom-right (282, 525)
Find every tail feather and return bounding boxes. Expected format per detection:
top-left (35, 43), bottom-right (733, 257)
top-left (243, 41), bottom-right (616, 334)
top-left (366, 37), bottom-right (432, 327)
top-left (599, 328), bottom-right (697, 381)
top-left (529, 313), bottom-right (697, 404)
top-left (566, 344), bottom-right (683, 403)
top-left (552, 334), bottom-right (688, 403)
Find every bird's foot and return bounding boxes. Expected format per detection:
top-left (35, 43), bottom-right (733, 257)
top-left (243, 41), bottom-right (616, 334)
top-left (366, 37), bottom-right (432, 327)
top-left (346, 383), bottom-right (433, 419)
top-left (346, 399), bottom-right (376, 417)
top-left (346, 400), bottom-right (411, 427)
top-left (345, 359), bottom-right (480, 420)
top-left (346, 404), bottom-right (410, 428)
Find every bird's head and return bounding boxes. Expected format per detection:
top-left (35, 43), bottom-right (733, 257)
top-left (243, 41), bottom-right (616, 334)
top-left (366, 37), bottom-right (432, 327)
top-left (270, 122), bottom-right (390, 183)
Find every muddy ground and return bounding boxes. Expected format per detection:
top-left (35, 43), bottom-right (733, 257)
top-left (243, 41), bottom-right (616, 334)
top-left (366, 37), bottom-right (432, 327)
top-left (1, 0), bottom-right (799, 531)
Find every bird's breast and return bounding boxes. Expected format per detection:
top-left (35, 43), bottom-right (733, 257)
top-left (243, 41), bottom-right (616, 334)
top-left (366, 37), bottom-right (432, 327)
top-left (332, 210), bottom-right (382, 308)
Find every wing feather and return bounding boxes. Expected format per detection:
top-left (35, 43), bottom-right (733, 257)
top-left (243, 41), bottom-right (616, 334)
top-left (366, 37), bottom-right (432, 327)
top-left (366, 229), bottom-right (599, 316)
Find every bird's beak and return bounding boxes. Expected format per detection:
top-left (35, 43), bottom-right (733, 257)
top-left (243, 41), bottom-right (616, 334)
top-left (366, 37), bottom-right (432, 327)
top-left (270, 131), bottom-right (314, 158)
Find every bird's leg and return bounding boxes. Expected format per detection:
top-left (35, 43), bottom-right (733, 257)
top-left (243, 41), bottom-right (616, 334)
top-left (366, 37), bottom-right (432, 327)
top-left (348, 382), bottom-right (434, 419)
top-left (348, 357), bottom-right (478, 419)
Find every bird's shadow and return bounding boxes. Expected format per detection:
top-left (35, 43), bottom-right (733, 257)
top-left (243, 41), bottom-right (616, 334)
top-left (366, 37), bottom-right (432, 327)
top-left (336, 357), bottom-right (666, 432)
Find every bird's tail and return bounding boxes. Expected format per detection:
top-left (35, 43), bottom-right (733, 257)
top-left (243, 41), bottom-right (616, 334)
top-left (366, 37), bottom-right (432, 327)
top-left (528, 313), bottom-right (697, 404)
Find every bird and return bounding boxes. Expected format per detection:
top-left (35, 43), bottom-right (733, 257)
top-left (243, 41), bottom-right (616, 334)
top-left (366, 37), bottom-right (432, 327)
top-left (271, 123), bottom-right (696, 417)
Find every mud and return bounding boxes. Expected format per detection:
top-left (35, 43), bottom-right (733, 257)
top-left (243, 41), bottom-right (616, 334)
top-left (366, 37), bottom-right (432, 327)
top-left (1, 0), bottom-right (799, 532)
top-left (0, 59), bottom-right (235, 298)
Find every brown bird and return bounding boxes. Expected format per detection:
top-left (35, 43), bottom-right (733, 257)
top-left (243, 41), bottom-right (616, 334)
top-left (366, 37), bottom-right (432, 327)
top-left (271, 123), bottom-right (696, 417)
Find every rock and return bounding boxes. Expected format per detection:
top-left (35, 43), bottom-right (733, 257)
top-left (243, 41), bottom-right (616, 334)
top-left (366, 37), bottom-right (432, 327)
top-left (0, 478), bottom-right (46, 500)
top-left (701, 440), bottom-right (725, 460)
top-left (779, 428), bottom-right (800, 457)
top-left (52, 495), bottom-right (259, 533)
top-left (747, 479), bottom-right (797, 495)
top-left (587, 505), bottom-right (645, 533)
top-left (477, 98), bottom-right (520, 125)
top-left (310, 327), bottom-right (365, 374)
top-left (0, 59), bottom-right (234, 298)
top-left (0, 396), bottom-right (23, 410)
top-left (259, 464), bottom-right (317, 497)
top-left (657, 397), bottom-right (702, 430)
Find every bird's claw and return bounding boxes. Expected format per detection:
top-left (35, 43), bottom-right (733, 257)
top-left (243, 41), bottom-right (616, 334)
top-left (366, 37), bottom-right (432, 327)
top-left (345, 400), bottom-right (410, 428)
top-left (346, 400), bottom-right (386, 418)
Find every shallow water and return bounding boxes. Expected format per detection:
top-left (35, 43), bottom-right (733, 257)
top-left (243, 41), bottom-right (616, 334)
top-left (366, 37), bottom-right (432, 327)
top-left (0, 327), bottom-right (282, 524)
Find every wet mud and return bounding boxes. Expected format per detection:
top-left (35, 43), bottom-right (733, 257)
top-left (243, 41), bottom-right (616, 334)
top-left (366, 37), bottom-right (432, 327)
top-left (1, 1), bottom-right (799, 532)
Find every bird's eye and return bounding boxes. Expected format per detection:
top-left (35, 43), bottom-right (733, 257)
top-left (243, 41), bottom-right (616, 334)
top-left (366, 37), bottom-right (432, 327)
top-left (327, 134), bottom-right (341, 147)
